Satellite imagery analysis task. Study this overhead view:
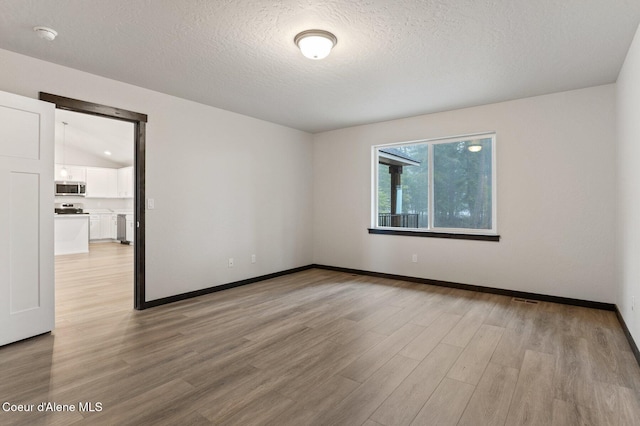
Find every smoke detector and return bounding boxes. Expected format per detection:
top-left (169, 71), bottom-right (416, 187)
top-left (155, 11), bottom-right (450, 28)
top-left (33, 26), bottom-right (58, 41)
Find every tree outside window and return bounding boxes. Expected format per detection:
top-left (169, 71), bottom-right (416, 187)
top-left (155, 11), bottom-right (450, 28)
top-left (375, 133), bottom-right (496, 235)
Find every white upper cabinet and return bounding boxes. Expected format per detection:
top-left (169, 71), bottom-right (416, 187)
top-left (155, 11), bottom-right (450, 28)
top-left (55, 164), bottom-right (86, 182)
top-left (55, 164), bottom-right (131, 199)
top-left (117, 166), bottom-right (134, 198)
top-left (85, 167), bottom-right (118, 198)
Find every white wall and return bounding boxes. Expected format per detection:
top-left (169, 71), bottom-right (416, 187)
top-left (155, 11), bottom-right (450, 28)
top-left (617, 24), bottom-right (640, 342)
top-left (0, 48), bottom-right (313, 301)
top-left (0, 45), bottom-right (621, 306)
top-left (313, 85), bottom-right (616, 303)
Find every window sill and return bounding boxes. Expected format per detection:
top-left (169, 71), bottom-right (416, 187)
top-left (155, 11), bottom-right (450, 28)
top-left (368, 228), bottom-right (500, 242)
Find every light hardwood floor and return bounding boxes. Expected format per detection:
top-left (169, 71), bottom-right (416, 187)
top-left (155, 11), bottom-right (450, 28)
top-left (1, 243), bottom-right (640, 425)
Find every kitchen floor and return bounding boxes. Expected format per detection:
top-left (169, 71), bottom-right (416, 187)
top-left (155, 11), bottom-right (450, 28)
top-left (55, 242), bottom-right (133, 319)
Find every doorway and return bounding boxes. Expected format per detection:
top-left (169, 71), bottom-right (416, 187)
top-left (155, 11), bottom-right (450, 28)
top-left (40, 92), bottom-right (147, 310)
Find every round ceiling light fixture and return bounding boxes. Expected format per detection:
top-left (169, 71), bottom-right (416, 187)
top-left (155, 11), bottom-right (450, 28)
top-left (294, 29), bottom-right (337, 60)
top-left (467, 144), bottom-right (482, 152)
top-left (33, 26), bottom-right (58, 41)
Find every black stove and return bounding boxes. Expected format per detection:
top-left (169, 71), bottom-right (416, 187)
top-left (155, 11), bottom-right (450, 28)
top-left (55, 202), bottom-right (87, 214)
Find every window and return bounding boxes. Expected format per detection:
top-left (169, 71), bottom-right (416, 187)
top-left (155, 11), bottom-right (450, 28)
top-left (372, 133), bottom-right (497, 239)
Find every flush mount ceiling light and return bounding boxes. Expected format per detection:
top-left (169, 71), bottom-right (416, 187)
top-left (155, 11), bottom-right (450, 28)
top-left (294, 30), bottom-right (337, 60)
top-left (33, 26), bottom-right (58, 41)
top-left (104, 150), bottom-right (112, 156)
top-left (468, 143), bottom-right (482, 152)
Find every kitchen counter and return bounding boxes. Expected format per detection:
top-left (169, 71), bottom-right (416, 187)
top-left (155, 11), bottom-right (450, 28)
top-left (54, 214), bottom-right (89, 255)
top-left (84, 209), bottom-right (113, 214)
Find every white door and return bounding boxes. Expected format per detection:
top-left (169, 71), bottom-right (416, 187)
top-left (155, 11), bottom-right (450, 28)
top-left (0, 90), bottom-right (55, 346)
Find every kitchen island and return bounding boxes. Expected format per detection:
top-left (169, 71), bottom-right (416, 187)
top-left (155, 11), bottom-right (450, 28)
top-left (54, 214), bottom-right (89, 255)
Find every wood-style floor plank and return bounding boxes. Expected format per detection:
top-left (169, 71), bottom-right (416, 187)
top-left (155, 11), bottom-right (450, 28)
top-left (504, 349), bottom-right (556, 426)
top-left (399, 312), bottom-right (462, 361)
top-left (446, 324), bottom-right (504, 385)
top-left (458, 362), bottom-right (519, 426)
top-left (316, 354), bottom-right (419, 426)
top-left (408, 377), bottom-right (475, 426)
top-left (338, 323), bottom-right (424, 383)
top-left (0, 243), bottom-right (639, 425)
top-left (551, 398), bottom-right (587, 426)
top-left (370, 343), bottom-right (462, 426)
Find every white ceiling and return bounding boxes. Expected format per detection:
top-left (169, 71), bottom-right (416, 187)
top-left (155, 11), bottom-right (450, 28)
top-left (1, 1), bottom-right (640, 133)
top-left (55, 109), bottom-right (134, 167)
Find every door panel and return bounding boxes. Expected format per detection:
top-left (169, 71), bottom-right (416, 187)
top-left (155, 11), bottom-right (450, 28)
top-left (0, 105), bottom-right (40, 159)
top-left (10, 172), bottom-right (41, 313)
top-left (0, 90), bottom-right (55, 346)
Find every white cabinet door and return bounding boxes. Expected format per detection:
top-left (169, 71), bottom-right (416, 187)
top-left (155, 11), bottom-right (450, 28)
top-left (86, 167), bottom-right (105, 197)
top-left (111, 214), bottom-right (118, 239)
top-left (86, 167), bottom-right (117, 198)
top-left (100, 214), bottom-right (112, 239)
top-left (105, 169), bottom-right (118, 198)
top-left (126, 215), bottom-right (135, 245)
top-left (89, 215), bottom-right (101, 240)
top-left (0, 90), bottom-right (55, 346)
top-left (55, 164), bottom-right (86, 182)
top-left (117, 166), bottom-right (134, 198)
top-left (90, 214), bottom-right (117, 240)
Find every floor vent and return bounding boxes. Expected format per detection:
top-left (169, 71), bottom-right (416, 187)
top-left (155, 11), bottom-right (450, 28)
top-left (512, 297), bottom-right (539, 305)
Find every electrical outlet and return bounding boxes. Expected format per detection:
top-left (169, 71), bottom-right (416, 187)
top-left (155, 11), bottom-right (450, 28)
top-left (147, 198), bottom-right (155, 210)
top-left (412, 254), bottom-right (418, 263)
top-left (251, 254), bottom-right (256, 264)
top-left (228, 258), bottom-right (234, 268)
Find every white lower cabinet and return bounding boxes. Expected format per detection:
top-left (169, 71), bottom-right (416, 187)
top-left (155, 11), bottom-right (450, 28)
top-left (89, 215), bottom-right (100, 240)
top-left (125, 214), bottom-right (134, 245)
top-left (100, 214), bottom-right (112, 239)
top-left (89, 213), bottom-right (117, 240)
top-left (111, 214), bottom-right (118, 239)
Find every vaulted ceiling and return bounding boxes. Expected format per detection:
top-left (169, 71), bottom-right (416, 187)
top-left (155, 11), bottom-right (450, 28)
top-left (2, 1), bottom-right (640, 133)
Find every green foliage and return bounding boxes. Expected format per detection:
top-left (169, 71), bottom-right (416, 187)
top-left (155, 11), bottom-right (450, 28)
top-left (433, 138), bottom-right (492, 229)
top-left (377, 138), bottom-right (492, 230)
top-left (378, 163), bottom-right (391, 213)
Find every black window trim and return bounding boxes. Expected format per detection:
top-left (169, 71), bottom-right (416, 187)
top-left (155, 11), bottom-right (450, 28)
top-left (368, 228), bottom-right (500, 241)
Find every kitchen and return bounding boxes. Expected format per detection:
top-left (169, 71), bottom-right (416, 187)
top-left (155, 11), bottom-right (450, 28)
top-left (53, 109), bottom-right (135, 256)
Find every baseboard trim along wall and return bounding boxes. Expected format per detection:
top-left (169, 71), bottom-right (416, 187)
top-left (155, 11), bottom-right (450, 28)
top-left (615, 306), bottom-right (640, 367)
top-left (311, 264), bottom-right (615, 311)
top-left (143, 263), bottom-right (639, 367)
top-left (142, 265), bottom-right (314, 309)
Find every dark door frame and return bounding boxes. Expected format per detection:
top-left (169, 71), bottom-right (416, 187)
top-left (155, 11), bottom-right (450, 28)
top-left (40, 92), bottom-right (148, 310)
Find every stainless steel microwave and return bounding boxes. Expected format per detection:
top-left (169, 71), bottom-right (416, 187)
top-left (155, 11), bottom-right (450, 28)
top-left (55, 181), bottom-right (86, 197)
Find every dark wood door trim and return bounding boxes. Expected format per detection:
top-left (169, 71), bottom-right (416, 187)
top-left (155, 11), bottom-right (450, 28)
top-left (39, 93), bottom-right (148, 123)
top-left (40, 92), bottom-right (148, 310)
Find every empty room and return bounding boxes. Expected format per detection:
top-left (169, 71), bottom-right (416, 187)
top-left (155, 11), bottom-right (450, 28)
top-left (2, 1), bottom-right (640, 425)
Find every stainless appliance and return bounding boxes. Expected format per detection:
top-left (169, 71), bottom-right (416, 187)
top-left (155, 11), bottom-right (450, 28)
top-left (55, 181), bottom-right (86, 197)
top-left (55, 202), bottom-right (87, 214)
top-left (117, 214), bottom-right (130, 244)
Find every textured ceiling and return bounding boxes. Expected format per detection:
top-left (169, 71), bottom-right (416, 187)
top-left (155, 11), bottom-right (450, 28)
top-left (1, 0), bottom-right (640, 133)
